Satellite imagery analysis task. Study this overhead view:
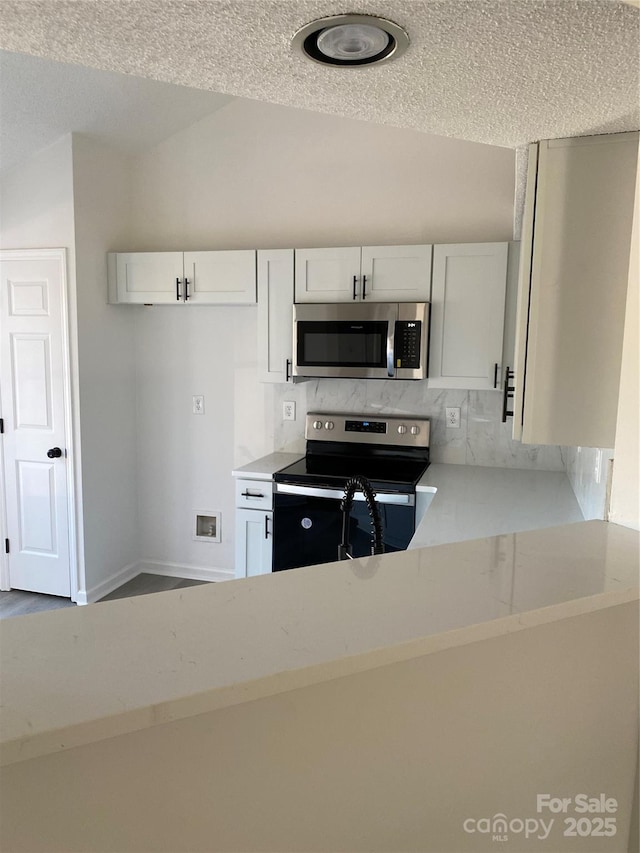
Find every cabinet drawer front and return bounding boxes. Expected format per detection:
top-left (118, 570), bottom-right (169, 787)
top-left (235, 479), bottom-right (273, 509)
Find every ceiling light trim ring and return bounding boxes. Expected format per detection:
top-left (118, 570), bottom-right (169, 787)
top-left (292, 14), bottom-right (409, 67)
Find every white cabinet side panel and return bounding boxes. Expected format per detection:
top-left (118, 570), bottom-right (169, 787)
top-left (523, 134), bottom-right (638, 447)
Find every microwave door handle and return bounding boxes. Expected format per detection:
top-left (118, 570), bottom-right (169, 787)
top-left (387, 322), bottom-right (395, 378)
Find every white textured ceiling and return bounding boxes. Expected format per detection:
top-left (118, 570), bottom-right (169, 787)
top-left (0, 50), bottom-right (233, 173)
top-left (0, 0), bottom-right (638, 155)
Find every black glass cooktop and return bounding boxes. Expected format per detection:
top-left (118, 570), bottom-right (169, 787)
top-left (274, 453), bottom-right (429, 494)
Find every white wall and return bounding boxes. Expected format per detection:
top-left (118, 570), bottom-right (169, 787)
top-left (0, 136), bottom-right (76, 252)
top-left (0, 135), bottom-right (86, 594)
top-left (71, 135), bottom-right (140, 599)
top-left (129, 99), bottom-right (521, 574)
top-left (130, 99), bottom-right (515, 250)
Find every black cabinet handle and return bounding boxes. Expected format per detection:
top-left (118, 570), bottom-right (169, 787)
top-left (352, 275), bottom-right (358, 300)
top-left (285, 358), bottom-right (291, 382)
top-left (493, 363), bottom-right (499, 389)
top-left (184, 278), bottom-right (190, 301)
top-left (264, 515), bottom-right (270, 539)
top-left (501, 367), bottom-right (515, 423)
top-left (362, 275), bottom-right (367, 300)
top-left (241, 490), bottom-right (264, 499)
top-left (47, 447), bottom-right (62, 458)
top-left (176, 277), bottom-right (182, 301)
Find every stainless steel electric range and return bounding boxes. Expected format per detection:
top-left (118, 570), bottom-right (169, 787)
top-left (272, 412), bottom-right (430, 571)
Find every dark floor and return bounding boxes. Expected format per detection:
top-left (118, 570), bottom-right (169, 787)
top-left (0, 573), bottom-right (209, 620)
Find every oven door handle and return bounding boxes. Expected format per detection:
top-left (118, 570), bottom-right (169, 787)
top-left (274, 483), bottom-right (414, 506)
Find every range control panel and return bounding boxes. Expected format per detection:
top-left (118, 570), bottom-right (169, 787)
top-left (306, 412), bottom-right (430, 448)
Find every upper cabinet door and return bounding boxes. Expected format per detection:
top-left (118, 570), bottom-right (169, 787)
top-left (429, 242), bottom-right (508, 390)
top-left (184, 250), bottom-right (256, 305)
top-left (294, 247), bottom-right (361, 302)
top-left (360, 245), bottom-right (432, 302)
top-left (112, 252), bottom-right (184, 304)
top-left (257, 249), bottom-right (294, 383)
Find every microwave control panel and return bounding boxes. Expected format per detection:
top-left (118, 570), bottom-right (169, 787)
top-left (394, 321), bottom-right (422, 369)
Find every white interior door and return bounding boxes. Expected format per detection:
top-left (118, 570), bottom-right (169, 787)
top-left (0, 250), bottom-right (73, 596)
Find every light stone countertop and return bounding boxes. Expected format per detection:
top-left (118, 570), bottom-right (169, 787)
top-left (232, 452), bottom-right (302, 480)
top-left (412, 464), bottom-right (584, 548)
top-left (1, 521), bottom-right (637, 769)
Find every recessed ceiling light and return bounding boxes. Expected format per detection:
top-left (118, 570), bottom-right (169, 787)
top-left (292, 14), bottom-right (409, 67)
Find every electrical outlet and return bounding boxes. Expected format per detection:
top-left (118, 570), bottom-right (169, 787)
top-left (283, 401), bottom-right (296, 421)
top-left (193, 395), bottom-right (205, 415)
top-left (445, 407), bottom-right (461, 429)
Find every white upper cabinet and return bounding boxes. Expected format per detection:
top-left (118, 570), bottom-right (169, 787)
top-left (294, 245), bottom-right (432, 303)
top-left (108, 250), bottom-right (256, 305)
top-left (183, 251), bottom-right (257, 305)
top-left (111, 252), bottom-right (184, 304)
top-left (360, 245), bottom-right (432, 302)
top-left (294, 247), bottom-right (361, 302)
top-left (512, 132), bottom-right (638, 447)
top-left (429, 242), bottom-right (509, 390)
top-left (257, 249), bottom-right (294, 383)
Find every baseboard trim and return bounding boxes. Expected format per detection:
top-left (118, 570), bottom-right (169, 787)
top-left (77, 561), bottom-right (141, 605)
top-left (136, 560), bottom-right (233, 584)
top-left (77, 559), bottom-right (233, 605)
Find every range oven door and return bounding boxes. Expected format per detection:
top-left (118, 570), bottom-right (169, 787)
top-left (293, 303), bottom-right (396, 379)
top-left (272, 484), bottom-right (416, 571)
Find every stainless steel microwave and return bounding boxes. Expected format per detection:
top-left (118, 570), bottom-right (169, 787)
top-left (292, 302), bottom-right (430, 380)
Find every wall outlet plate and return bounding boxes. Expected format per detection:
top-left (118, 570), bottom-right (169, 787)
top-left (283, 401), bottom-right (296, 421)
top-left (193, 395), bottom-right (205, 415)
top-left (445, 407), bottom-right (461, 429)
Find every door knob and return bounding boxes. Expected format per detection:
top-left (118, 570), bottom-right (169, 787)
top-left (47, 447), bottom-right (63, 458)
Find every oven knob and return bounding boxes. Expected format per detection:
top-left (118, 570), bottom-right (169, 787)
top-left (410, 426), bottom-right (420, 435)
top-left (397, 425), bottom-right (407, 435)
top-left (313, 420), bottom-right (323, 430)
top-left (324, 421), bottom-right (334, 430)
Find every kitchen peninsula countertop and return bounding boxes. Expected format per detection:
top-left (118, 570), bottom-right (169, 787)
top-left (1, 521), bottom-right (637, 769)
top-left (412, 464), bottom-right (584, 548)
top-left (232, 452), bottom-right (302, 480)
top-left (232, 453), bottom-right (584, 547)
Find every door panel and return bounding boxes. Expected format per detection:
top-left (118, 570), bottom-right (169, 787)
top-left (11, 334), bottom-right (53, 428)
top-left (1, 253), bottom-right (72, 596)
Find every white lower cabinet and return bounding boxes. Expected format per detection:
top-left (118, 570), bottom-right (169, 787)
top-left (428, 242), bottom-right (509, 390)
top-left (108, 250), bottom-right (257, 305)
top-left (257, 249), bottom-right (294, 383)
top-left (234, 479), bottom-right (273, 578)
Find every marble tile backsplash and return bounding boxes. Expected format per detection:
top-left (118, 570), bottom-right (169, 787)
top-left (563, 445), bottom-right (613, 520)
top-left (273, 380), bottom-right (566, 471)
